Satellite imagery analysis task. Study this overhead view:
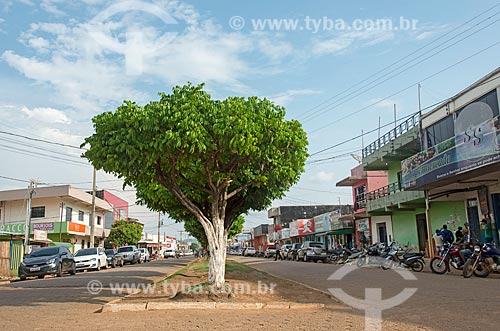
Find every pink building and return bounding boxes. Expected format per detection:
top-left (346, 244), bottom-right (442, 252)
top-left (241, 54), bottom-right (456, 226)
top-left (96, 190), bottom-right (129, 228)
top-left (336, 164), bottom-right (387, 247)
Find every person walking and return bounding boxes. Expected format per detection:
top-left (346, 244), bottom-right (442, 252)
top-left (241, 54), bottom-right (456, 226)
top-left (432, 229), bottom-right (444, 254)
top-left (274, 243), bottom-right (280, 261)
top-left (481, 219), bottom-right (493, 244)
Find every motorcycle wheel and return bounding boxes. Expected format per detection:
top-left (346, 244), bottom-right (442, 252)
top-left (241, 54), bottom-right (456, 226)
top-left (381, 259), bottom-right (393, 270)
top-left (430, 257), bottom-right (448, 275)
top-left (410, 260), bottom-right (424, 272)
top-left (463, 259), bottom-right (474, 278)
top-left (473, 261), bottom-right (490, 278)
top-left (357, 257), bottom-right (366, 267)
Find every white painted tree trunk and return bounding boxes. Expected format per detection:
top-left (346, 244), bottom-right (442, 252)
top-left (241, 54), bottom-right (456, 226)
top-left (206, 218), bottom-right (227, 291)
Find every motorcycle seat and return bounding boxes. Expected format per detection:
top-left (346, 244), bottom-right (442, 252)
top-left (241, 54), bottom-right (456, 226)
top-left (403, 252), bottom-right (422, 259)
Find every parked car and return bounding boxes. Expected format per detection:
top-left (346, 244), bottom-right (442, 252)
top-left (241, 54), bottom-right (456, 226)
top-left (264, 245), bottom-right (277, 258)
top-left (116, 245), bottom-right (141, 264)
top-left (244, 247), bottom-right (256, 256)
top-left (287, 243), bottom-right (303, 261)
top-left (139, 248), bottom-right (151, 262)
top-left (164, 249), bottom-right (176, 258)
top-left (74, 247), bottom-right (108, 271)
top-left (19, 246), bottom-right (76, 280)
top-left (239, 248), bottom-right (247, 256)
top-left (279, 244), bottom-right (293, 260)
top-left (105, 249), bottom-right (124, 268)
top-left (297, 241), bottom-right (328, 262)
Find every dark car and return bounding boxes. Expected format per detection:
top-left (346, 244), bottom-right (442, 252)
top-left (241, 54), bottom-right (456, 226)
top-left (105, 249), bottom-right (124, 268)
top-left (19, 246), bottom-right (76, 280)
top-left (287, 243), bottom-right (303, 261)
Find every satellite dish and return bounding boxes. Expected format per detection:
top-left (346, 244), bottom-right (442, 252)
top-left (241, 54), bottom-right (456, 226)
top-left (351, 154), bottom-right (362, 163)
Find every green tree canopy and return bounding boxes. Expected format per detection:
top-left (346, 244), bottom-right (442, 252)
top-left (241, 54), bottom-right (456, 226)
top-left (107, 220), bottom-right (143, 247)
top-left (83, 83), bottom-right (308, 289)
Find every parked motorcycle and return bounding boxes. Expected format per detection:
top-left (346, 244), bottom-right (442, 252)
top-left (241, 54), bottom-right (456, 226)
top-left (463, 242), bottom-right (500, 278)
top-left (381, 242), bottom-right (425, 272)
top-left (430, 242), bottom-right (465, 274)
top-left (356, 243), bottom-right (387, 267)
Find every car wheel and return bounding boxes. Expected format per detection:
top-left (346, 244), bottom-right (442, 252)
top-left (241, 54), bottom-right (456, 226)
top-left (38, 275), bottom-right (45, 279)
top-left (120, 261), bottom-right (124, 267)
top-left (313, 259), bottom-right (318, 263)
top-left (20, 276), bottom-right (26, 281)
top-left (56, 263), bottom-right (63, 277)
top-left (69, 263), bottom-right (76, 275)
top-left (111, 260), bottom-right (116, 268)
top-left (303, 254), bottom-right (307, 262)
top-left (96, 261), bottom-right (101, 271)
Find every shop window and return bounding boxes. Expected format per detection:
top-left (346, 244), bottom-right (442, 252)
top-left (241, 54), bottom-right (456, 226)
top-left (31, 206), bottom-right (45, 218)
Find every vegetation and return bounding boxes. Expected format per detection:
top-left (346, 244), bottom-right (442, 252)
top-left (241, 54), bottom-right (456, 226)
top-left (107, 220), bottom-right (143, 247)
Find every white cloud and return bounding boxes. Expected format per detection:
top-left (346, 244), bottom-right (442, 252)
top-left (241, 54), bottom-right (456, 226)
top-left (368, 97), bottom-right (398, 110)
top-left (310, 171), bottom-right (336, 183)
top-left (312, 30), bottom-right (395, 56)
top-left (40, 0), bottom-right (66, 16)
top-left (269, 89), bottom-right (322, 106)
top-left (21, 106), bottom-right (71, 124)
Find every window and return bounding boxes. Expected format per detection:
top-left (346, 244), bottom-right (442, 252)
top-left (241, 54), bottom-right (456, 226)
top-left (354, 185), bottom-right (366, 210)
top-left (78, 210), bottom-right (84, 222)
top-left (426, 115), bottom-right (454, 148)
top-left (65, 207), bottom-right (72, 222)
top-left (97, 216), bottom-right (102, 226)
top-left (31, 206), bottom-right (45, 218)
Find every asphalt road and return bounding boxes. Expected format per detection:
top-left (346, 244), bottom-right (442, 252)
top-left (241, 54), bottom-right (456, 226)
top-left (0, 257), bottom-right (191, 309)
top-left (232, 255), bottom-right (500, 331)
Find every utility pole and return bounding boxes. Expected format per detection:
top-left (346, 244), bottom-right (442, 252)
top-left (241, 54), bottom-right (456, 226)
top-left (90, 167), bottom-right (97, 248)
top-left (23, 180), bottom-right (36, 255)
top-left (393, 104), bottom-right (397, 130)
top-left (158, 212), bottom-right (161, 255)
top-left (59, 201), bottom-right (64, 242)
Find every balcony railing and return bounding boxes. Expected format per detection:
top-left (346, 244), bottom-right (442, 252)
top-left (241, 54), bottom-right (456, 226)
top-left (366, 182), bottom-right (402, 201)
top-left (362, 113), bottom-right (420, 158)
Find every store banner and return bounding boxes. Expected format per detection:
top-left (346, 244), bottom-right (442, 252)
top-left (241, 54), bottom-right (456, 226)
top-left (68, 222), bottom-right (86, 234)
top-left (33, 222), bottom-right (54, 231)
top-left (356, 219), bottom-right (370, 232)
top-left (289, 221), bottom-right (299, 237)
top-left (297, 219), bottom-right (314, 236)
top-left (314, 213), bottom-right (332, 233)
top-left (0, 223), bottom-right (26, 234)
top-left (402, 115), bottom-right (500, 189)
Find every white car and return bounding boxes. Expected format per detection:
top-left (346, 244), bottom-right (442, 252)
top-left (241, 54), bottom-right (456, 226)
top-left (74, 247), bottom-right (108, 271)
top-left (139, 248), bottom-right (151, 262)
top-left (244, 247), bottom-right (256, 256)
top-left (164, 249), bottom-right (176, 258)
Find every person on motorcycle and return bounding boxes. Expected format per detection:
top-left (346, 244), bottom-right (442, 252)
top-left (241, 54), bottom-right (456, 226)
top-left (457, 230), bottom-right (473, 266)
top-left (441, 225), bottom-right (454, 244)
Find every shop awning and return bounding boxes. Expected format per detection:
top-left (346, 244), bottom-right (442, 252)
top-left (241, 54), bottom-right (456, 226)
top-left (327, 229), bottom-right (354, 235)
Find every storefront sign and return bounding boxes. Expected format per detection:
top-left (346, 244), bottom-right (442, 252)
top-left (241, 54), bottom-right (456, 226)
top-left (68, 222), bottom-right (86, 234)
top-left (297, 219), bottom-right (314, 236)
top-left (34, 229), bottom-right (48, 241)
top-left (281, 228), bottom-right (290, 239)
top-left (314, 213), bottom-right (332, 233)
top-left (289, 221), bottom-right (299, 237)
top-left (0, 223), bottom-right (26, 234)
top-left (402, 115), bottom-right (500, 189)
top-left (356, 219), bottom-right (370, 232)
top-left (33, 222), bottom-right (54, 231)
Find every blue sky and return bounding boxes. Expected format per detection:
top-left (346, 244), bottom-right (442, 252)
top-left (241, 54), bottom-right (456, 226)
top-left (0, 0), bottom-right (499, 236)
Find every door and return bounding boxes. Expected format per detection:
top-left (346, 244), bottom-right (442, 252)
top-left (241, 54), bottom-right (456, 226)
top-left (377, 223), bottom-right (388, 245)
top-left (467, 199), bottom-right (481, 242)
top-left (416, 214), bottom-right (428, 252)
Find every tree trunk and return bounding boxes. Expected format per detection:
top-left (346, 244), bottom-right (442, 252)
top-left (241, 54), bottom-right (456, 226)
top-left (206, 218), bottom-right (227, 292)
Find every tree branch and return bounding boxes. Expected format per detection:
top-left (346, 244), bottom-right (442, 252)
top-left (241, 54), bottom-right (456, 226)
top-left (226, 178), bottom-right (260, 200)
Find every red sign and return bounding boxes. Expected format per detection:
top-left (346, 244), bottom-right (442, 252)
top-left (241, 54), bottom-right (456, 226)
top-left (68, 222), bottom-right (86, 234)
top-left (166, 243), bottom-right (171, 248)
top-left (297, 219), bottom-right (314, 236)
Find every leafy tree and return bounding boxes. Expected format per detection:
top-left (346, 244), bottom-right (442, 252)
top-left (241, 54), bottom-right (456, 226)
top-left (185, 215), bottom-right (245, 248)
top-left (83, 84), bottom-right (308, 290)
top-left (189, 242), bottom-right (200, 251)
top-left (107, 220), bottom-right (143, 247)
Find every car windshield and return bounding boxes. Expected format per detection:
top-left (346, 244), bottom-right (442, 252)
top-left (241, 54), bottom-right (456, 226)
top-left (105, 250), bottom-right (115, 256)
top-left (75, 248), bottom-right (98, 256)
top-left (29, 247), bottom-right (59, 257)
top-left (118, 247), bottom-right (133, 253)
top-left (309, 243), bottom-right (324, 248)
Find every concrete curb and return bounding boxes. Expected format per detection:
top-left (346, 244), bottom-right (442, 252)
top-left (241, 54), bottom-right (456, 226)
top-left (102, 301), bottom-right (328, 312)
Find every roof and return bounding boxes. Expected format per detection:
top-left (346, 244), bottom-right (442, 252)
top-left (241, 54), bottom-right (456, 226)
top-left (0, 185), bottom-right (112, 212)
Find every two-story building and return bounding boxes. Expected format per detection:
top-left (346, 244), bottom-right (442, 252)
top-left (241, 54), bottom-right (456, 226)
top-left (0, 185), bottom-right (113, 252)
top-left (402, 67), bottom-right (500, 251)
top-left (336, 164), bottom-right (388, 246)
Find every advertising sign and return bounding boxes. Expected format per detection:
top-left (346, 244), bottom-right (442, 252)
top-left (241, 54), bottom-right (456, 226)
top-left (0, 223), bottom-right (26, 234)
top-left (402, 115), bottom-right (500, 189)
top-left (68, 222), bottom-right (86, 234)
top-left (289, 221), bottom-right (299, 237)
top-left (297, 219), bottom-right (314, 236)
top-left (314, 213), bottom-right (332, 233)
top-left (34, 229), bottom-right (48, 241)
top-left (33, 222), bottom-right (54, 231)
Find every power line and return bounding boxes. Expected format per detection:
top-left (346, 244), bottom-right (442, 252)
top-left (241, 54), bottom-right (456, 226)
top-left (0, 130), bottom-right (85, 150)
top-left (0, 175), bottom-right (30, 183)
top-left (0, 145), bottom-right (90, 168)
top-left (309, 40), bottom-right (500, 135)
top-left (299, 3), bottom-right (500, 124)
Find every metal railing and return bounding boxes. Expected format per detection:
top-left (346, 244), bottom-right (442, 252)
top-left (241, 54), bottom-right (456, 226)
top-left (362, 113), bottom-right (420, 158)
top-left (366, 182), bottom-right (402, 201)
top-left (355, 198), bottom-right (366, 211)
